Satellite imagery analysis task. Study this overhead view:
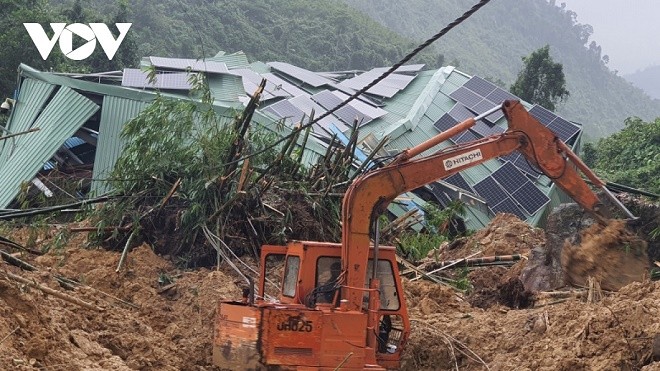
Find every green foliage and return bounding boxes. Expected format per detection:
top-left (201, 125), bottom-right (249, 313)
top-left (588, 117), bottom-right (660, 194)
top-left (447, 268), bottom-right (472, 293)
top-left (396, 201), bottom-right (467, 261)
top-left (0, 0), bottom-right (138, 98)
top-left (510, 45), bottom-right (569, 111)
top-left (397, 231), bottom-right (448, 262)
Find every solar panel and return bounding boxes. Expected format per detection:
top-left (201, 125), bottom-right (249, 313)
top-left (433, 113), bottom-right (458, 132)
top-left (338, 69), bottom-right (412, 98)
top-left (330, 88), bottom-right (384, 111)
top-left (121, 68), bottom-right (192, 90)
top-left (448, 103), bottom-right (473, 122)
top-left (464, 76), bottom-right (497, 96)
top-left (453, 129), bottom-right (478, 144)
top-left (513, 155), bottom-right (541, 179)
top-left (492, 162), bottom-right (529, 194)
top-left (512, 182), bottom-right (551, 215)
top-left (499, 153), bottom-right (519, 164)
top-left (261, 72), bottom-right (308, 97)
top-left (312, 90), bottom-right (342, 110)
top-left (268, 62), bottom-right (333, 87)
top-left (471, 119), bottom-right (504, 137)
top-left (548, 117), bottom-right (580, 142)
top-left (149, 57), bottom-right (229, 74)
top-left (445, 173), bottom-right (472, 192)
top-left (486, 88), bottom-right (518, 104)
top-left (528, 105), bottom-right (556, 126)
top-left (229, 69), bottom-right (289, 99)
top-left (484, 108), bottom-right (505, 125)
top-left (470, 98), bottom-right (498, 115)
top-left (372, 64), bottom-right (425, 74)
top-left (474, 176), bottom-right (508, 205)
top-left (449, 87), bottom-right (482, 108)
top-left (266, 99), bottom-right (305, 125)
top-left (365, 84), bottom-right (400, 98)
top-left (490, 198), bottom-right (526, 219)
top-left (428, 183), bottom-right (452, 207)
top-left (336, 105), bottom-right (370, 126)
top-left (333, 91), bottom-right (387, 120)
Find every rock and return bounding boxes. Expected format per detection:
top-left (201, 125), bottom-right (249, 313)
top-left (520, 203), bottom-right (595, 292)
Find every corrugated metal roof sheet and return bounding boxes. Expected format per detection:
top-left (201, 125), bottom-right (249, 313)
top-left (208, 74), bottom-right (244, 103)
top-left (0, 78), bottom-right (56, 166)
top-left (91, 96), bottom-right (148, 196)
top-left (0, 86), bottom-right (99, 208)
top-left (208, 51), bottom-right (250, 69)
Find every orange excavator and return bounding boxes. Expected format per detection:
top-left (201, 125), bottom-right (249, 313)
top-left (213, 100), bottom-right (635, 370)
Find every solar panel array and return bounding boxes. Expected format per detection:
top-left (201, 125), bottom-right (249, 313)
top-left (228, 68), bottom-right (289, 100)
top-left (121, 68), bottom-right (192, 90)
top-left (498, 153), bottom-right (541, 178)
top-left (311, 90), bottom-right (371, 126)
top-left (473, 161), bottom-right (550, 219)
top-left (267, 62), bottom-right (334, 88)
top-left (492, 162), bottom-right (528, 194)
top-left (338, 67), bottom-right (417, 98)
top-left (448, 76), bottom-right (509, 124)
top-left (149, 57), bottom-right (229, 74)
top-left (528, 105), bottom-right (581, 142)
top-left (445, 173), bottom-right (473, 192)
top-left (433, 113), bottom-right (458, 132)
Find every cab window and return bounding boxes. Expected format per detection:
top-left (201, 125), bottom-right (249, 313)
top-left (365, 259), bottom-right (400, 310)
top-left (282, 256), bottom-right (300, 297)
top-left (315, 257), bottom-right (341, 304)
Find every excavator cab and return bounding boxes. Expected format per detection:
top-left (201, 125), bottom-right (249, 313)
top-left (214, 241), bottom-right (411, 370)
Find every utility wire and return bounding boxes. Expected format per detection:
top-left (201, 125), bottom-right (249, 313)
top-left (220, 0), bottom-right (493, 167)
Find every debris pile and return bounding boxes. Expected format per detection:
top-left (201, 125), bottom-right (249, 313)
top-left (0, 198), bottom-right (658, 369)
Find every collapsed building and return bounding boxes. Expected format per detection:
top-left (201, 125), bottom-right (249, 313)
top-left (0, 51), bottom-right (584, 229)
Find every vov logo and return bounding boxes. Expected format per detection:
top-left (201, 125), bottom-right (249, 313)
top-left (23, 23), bottom-right (132, 61)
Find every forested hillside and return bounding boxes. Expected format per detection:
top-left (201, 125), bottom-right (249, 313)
top-left (625, 66), bottom-right (660, 100)
top-left (7, 0), bottom-right (658, 139)
top-left (344, 0), bottom-right (660, 139)
top-left (50, 0), bottom-right (442, 72)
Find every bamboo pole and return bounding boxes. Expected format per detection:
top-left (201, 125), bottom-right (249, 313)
top-left (3, 271), bottom-right (103, 312)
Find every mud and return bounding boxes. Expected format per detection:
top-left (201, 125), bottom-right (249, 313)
top-left (562, 219), bottom-right (649, 291)
top-left (0, 211), bottom-right (658, 370)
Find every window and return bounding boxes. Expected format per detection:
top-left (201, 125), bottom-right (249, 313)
top-left (282, 256), bottom-right (300, 297)
top-left (315, 257), bottom-right (341, 304)
top-left (365, 259), bottom-right (400, 311)
top-left (263, 253), bottom-right (286, 300)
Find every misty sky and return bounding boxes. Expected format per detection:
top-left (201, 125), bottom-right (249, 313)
top-left (559, 0), bottom-right (660, 74)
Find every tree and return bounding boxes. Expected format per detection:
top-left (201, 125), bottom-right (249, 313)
top-left (510, 45), bottom-right (569, 111)
top-left (589, 116), bottom-right (660, 194)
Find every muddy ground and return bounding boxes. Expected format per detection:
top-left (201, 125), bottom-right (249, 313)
top-left (1, 214), bottom-right (659, 370)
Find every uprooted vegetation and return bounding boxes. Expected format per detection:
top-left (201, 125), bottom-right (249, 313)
top-left (1, 82), bottom-right (659, 369)
top-left (85, 83), bottom-right (372, 267)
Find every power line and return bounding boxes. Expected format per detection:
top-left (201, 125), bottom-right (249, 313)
top-left (221, 0), bottom-right (493, 167)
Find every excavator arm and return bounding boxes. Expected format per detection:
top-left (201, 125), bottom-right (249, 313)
top-left (340, 100), bottom-right (633, 316)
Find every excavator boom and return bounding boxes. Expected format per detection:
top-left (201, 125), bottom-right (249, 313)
top-left (340, 99), bottom-right (631, 319)
top-left (214, 100), bottom-right (634, 370)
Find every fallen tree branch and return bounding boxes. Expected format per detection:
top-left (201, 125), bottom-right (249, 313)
top-left (3, 270), bottom-right (103, 312)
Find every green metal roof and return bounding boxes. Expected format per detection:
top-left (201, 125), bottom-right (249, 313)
top-left (0, 86), bottom-right (99, 208)
top-left (208, 51), bottom-right (250, 69)
top-left (0, 79), bottom-right (56, 166)
top-left (91, 96), bottom-right (149, 196)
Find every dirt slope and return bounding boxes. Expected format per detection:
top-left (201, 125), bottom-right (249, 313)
top-left (0, 219), bottom-right (658, 370)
